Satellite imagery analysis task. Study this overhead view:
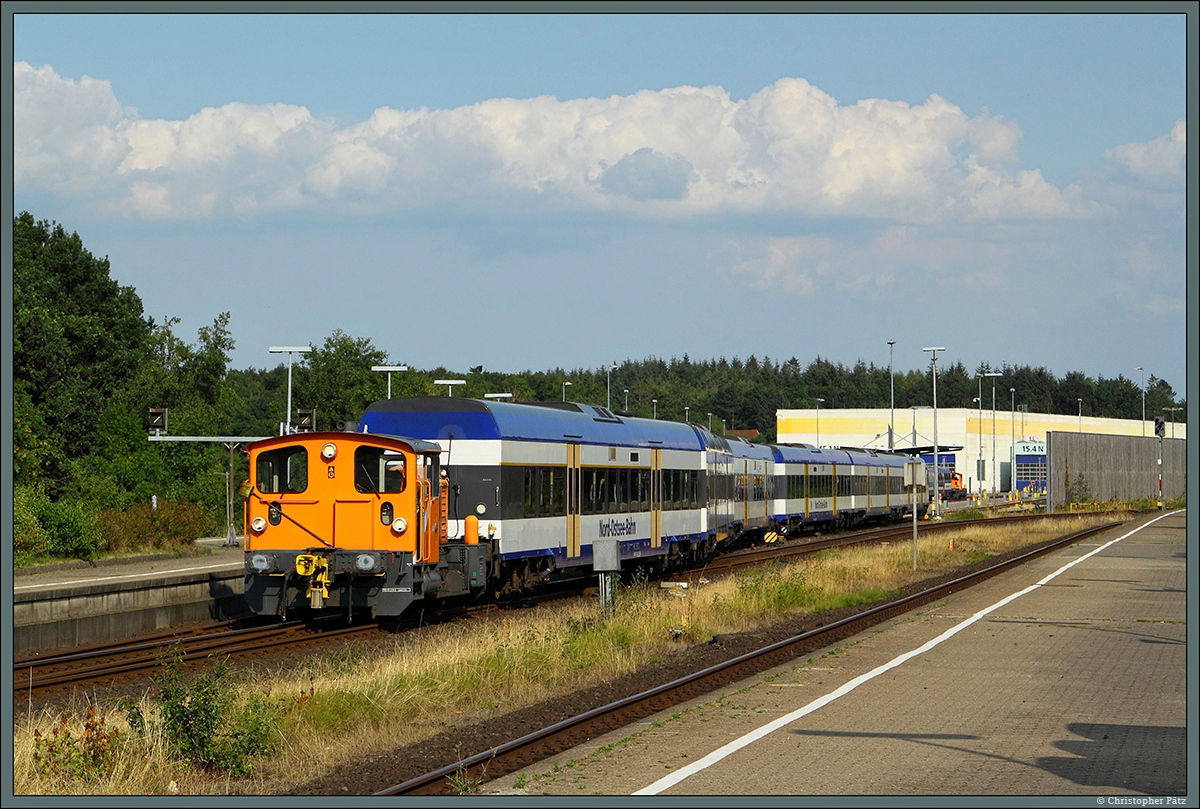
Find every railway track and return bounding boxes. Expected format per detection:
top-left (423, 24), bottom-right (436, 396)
top-left (374, 519), bottom-right (1122, 796)
top-left (11, 512), bottom-right (1105, 706)
top-left (12, 617), bottom-right (366, 702)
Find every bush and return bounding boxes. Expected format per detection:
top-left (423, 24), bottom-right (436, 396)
top-left (13, 485), bottom-right (51, 563)
top-left (93, 500), bottom-right (214, 553)
top-left (125, 647), bottom-right (280, 777)
top-left (28, 494), bottom-right (103, 561)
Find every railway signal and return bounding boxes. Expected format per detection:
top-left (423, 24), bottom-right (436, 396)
top-left (148, 407), bottom-right (167, 435)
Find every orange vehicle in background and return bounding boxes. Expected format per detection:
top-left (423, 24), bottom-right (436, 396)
top-left (242, 431), bottom-right (488, 620)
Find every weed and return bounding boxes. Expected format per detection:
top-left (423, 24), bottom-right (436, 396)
top-left (31, 707), bottom-right (121, 783)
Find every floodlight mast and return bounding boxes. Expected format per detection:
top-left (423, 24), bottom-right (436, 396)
top-left (269, 345), bottom-right (311, 435)
top-left (922, 347), bottom-right (946, 518)
top-left (371, 365), bottom-right (408, 398)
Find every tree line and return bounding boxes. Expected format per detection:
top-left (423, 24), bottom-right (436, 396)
top-left (11, 212), bottom-right (1186, 560)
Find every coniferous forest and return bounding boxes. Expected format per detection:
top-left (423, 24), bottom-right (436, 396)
top-left (11, 212), bottom-right (1186, 561)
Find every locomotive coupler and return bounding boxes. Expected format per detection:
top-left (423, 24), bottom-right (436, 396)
top-left (295, 554), bottom-right (332, 609)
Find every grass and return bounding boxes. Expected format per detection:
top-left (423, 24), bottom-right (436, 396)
top-left (12, 514), bottom-right (1119, 795)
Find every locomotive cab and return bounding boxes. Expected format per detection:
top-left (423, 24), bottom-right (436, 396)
top-left (243, 431), bottom-right (489, 619)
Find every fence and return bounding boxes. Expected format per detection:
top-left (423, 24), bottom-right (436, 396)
top-left (1046, 431), bottom-right (1186, 511)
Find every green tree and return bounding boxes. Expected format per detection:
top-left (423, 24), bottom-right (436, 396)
top-left (293, 330), bottom-right (392, 430)
top-left (12, 212), bottom-right (152, 494)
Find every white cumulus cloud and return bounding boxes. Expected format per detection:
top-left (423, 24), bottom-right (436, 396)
top-left (1105, 120), bottom-right (1185, 180)
top-left (15, 62), bottom-right (1095, 223)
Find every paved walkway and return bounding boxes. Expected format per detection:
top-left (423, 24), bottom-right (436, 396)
top-left (486, 510), bottom-right (1190, 798)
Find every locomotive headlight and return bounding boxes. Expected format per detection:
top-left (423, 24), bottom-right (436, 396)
top-left (248, 553), bottom-right (275, 573)
top-left (250, 516), bottom-right (267, 533)
top-left (355, 553), bottom-right (380, 573)
top-left (391, 517), bottom-right (408, 534)
top-left (475, 503), bottom-right (487, 515)
top-left (321, 443), bottom-right (338, 461)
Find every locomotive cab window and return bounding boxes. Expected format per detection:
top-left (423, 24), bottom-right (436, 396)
top-left (355, 447), bottom-right (406, 494)
top-left (256, 446), bottom-right (308, 494)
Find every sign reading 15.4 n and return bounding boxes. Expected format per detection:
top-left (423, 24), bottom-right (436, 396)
top-left (1016, 442), bottom-right (1045, 454)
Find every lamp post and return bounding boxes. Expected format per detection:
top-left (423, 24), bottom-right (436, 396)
top-left (1163, 407), bottom-right (1182, 438)
top-left (973, 396), bottom-right (982, 494)
top-left (1135, 366), bottom-right (1145, 436)
top-left (606, 362), bottom-right (617, 409)
top-left (652, 399), bottom-right (658, 419)
top-left (624, 389), bottom-right (629, 411)
top-left (434, 379), bottom-right (465, 397)
top-left (887, 339), bottom-right (896, 449)
top-left (484, 392), bottom-right (513, 401)
top-left (685, 406), bottom-right (690, 423)
top-left (982, 371), bottom-right (1002, 496)
top-left (562, 380), bottom-right (572, 401)
top-left (1077, 398), bottom-right (1083, 432)
top-left (1010, 389), bottom-right (1016, 490)
top-left (371, 365), bottom-right (408, 398)
top-left (922, 347), bottom-right (945, 517)
top-left (708, 412), bottom-right (713, 431)
top-left (269, 345), bottom-right (311, 435)
top-left (815, 398), bottom-right (825, 445)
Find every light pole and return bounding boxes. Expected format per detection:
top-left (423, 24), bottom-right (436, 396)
top-left (1010, 389), bottom-right (1016, 491)
top-left (1135, 366), bottom-right (1145, 436)
top-left (983, 372), bottom-right (1001, 495)
top-left (973, 396), bottom-right (982, 494)
top-left (708, 412), bottom-right (713, 431)
top-left (685, 406), bottom-right (690, 423)
top-left (269, 345), bottom-right (311, 435)
top-left (606, 362), bottom-right (617, 409)
top-left (1077, 398), bottom-right (1083, 432)
top-left (923, 347), bottom-right (945, 517)
top-left (484, 392), bottom-right (513, 401)
top-left (887, 339), bottom-right (896, 449)
top-left (434, 379), bottom-right (465, 397)
top-left (624, 389), bottom-right (629, 410)
top-left (1163, 407), bottom-right (1182, 438)
top-left (652, 399), bottom-right (658, 419)
top-left (562, 380), bottom-right (572, 401)
top-left (371, 365), bottom-right (408, 398)
top-left (815, 398), bottom-right (825, 445)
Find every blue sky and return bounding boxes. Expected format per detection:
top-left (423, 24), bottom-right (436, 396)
top-left (8, 6), bottom-right (1193, 400)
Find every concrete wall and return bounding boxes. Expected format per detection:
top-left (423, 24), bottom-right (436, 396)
top-left (1046, 431), bottom-right (1187, 511)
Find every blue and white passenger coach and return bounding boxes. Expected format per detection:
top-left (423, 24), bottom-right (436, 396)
top-left (358, 397), bottom-right (722, 592)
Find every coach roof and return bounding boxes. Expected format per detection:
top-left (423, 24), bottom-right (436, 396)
top-left (361, 396), bottom-right (706, 451)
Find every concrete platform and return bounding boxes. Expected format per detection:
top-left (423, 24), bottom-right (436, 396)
top-left (486, 510), bottom-right (1192, 798)
top-left (12, 540), bottom-right (248, 655)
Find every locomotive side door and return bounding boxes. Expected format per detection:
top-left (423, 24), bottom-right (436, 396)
top-left (566, 443), bottom-right (581, 558)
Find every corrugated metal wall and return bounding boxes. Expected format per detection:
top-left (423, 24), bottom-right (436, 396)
top-left (1046, 431), bottom-right (1187, 511)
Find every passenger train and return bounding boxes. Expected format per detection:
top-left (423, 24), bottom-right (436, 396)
top-left (242, 396), bottom-right (934, 620)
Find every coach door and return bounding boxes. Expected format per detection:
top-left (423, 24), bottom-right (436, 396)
top-left (566, 444), bottom-right (582, 558)
top-left (650, 449), bottom-right (663, 549)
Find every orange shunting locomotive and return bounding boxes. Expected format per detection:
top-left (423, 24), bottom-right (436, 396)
top-left (242, 431), bottom-right (488, 619)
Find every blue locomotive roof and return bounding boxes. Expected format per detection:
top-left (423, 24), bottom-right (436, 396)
top-left (360, 397), bottom-right (706, 451)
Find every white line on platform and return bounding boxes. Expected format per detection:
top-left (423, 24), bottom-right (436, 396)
top-left (635, 510), bottom-right (1183, 796)
top-left (14, 561), bottom-right (239, 591)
